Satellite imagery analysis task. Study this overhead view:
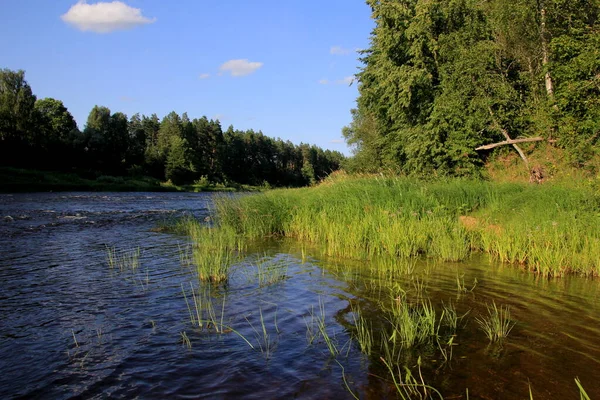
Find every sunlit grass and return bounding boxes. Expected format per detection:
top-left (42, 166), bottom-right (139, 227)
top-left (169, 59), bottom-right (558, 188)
top-left (209, 173), bottom-right (600, 277)
top-left (475, 301), bottom-right (515, 342)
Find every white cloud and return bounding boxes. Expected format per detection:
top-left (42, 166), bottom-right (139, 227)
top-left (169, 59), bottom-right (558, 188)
top-left (329, 139), bottom-right (344, 144)
top-left (199, 73), bottom-right (210, 80)
top-left (336, 76), bottom-right (354, 85)
top-left (61, 1), bottom-right (156, 33)
top-left (319, 76), bottom-right (354, 86)
top-left (219, 59), bottom-right (263, 77)
top-left (119, 95), bottom-right (135, 102)
top-left (212, 114), bottom-right (228, 121)
top-left (330, 46), bottom-right (351, 55)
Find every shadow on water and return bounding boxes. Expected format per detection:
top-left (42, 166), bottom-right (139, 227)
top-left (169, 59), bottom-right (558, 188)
top-left (0, 192), bottom-right (598, 399)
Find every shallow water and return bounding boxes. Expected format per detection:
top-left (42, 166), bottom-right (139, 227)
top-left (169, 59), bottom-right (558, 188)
top-left (0, 192), bottom-right (599, 399)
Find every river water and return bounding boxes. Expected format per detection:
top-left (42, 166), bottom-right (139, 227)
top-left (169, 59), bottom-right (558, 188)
top-left (0, 192), bottom-right (599, 399)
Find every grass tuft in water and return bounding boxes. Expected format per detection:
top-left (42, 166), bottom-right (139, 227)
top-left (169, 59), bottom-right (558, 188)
top-left (351, 304), bottom-right (373, 356)
top-left (245, 308), bottom-right (277, 359)
top-left (380, 356), bottom-right (444, 399)
top-left (180, 331), bottom-right (192, 349)
top-left (105, 246), bottom-right (140, 271)
top-left (476, 301), bottom-right (515, 342)
top-left (254, 255), bottom-right (289, 287)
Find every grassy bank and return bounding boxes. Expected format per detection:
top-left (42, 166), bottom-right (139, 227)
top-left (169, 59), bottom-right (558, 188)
top-left (0, 167), bottom-right (262, 193)
top-left (199, 172), bottom-right (600, 277)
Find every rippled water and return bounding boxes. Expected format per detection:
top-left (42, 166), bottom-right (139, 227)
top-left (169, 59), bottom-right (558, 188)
top-left (1, 192), bottom-right (599, 399)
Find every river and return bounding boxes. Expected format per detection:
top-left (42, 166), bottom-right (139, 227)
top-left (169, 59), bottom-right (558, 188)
top-left (0, 192), bottom-right (599, 399)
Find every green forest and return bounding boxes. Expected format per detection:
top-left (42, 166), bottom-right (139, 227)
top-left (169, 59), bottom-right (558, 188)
top-left (0, 69), bottom-right (344, 188)
top-left (344, 0), bottom-right (600, 177)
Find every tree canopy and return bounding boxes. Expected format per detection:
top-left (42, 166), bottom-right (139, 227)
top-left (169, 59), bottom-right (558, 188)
top-left (345, 0), bottom-right (600, 175)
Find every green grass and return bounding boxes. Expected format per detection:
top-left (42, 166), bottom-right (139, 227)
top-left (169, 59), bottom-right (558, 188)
top-left (253, 255), bottom-right (289, 287)
top-left (475, 301), bottom-right (515, 342)
top-left (105, 246), bottom-right (140, 272)
top-left (210, 172), bottom-right (600, 277)
top-left (184, 222), bottom-right (245, 283)
top-left (350, 304), bottom-right (373, 356)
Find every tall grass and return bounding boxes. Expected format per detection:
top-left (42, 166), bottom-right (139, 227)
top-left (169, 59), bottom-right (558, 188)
top-left (211, 172), bottom-right (600, 277)
top-left (178, 218), bottom-right (245, 283)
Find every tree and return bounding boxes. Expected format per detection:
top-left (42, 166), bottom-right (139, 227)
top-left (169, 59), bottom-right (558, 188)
top-left (0, 69), bottom-right (37, 165)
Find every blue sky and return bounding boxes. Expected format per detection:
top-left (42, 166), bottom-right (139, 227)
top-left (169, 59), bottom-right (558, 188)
top-left (0, 1), bottom-right (374, 154)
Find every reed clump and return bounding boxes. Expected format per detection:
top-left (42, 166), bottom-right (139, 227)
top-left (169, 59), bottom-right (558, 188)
top-left (210, 173), bottom-right (600, 277)
top-left (179, 217), bottom-right (245, 283)
top-left (475, 301), bottom-right (515, 342)
top-left (105, 246), bottom-right (140, 272)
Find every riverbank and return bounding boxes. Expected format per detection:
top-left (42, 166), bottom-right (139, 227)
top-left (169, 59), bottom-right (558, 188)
top-left (0, 167), bottom-right (263, 193)
top-left (207, 172), bottom-right (600, 278)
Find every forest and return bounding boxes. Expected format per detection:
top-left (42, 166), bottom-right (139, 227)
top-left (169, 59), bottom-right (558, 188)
top-left (0, 69), bottom-right (344, 187)
top-left (344, 0), bottom-right (600, 177)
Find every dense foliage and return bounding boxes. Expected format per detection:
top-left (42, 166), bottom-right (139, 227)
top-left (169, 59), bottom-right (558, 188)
top-left (0, 69), bottom-right (344, 187)
top-left (344, 0), bottom-right (600, 175)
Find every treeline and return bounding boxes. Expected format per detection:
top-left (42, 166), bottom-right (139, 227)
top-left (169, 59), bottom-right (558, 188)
top-left (345, 0), bottom-right (600, 175)
top-left (0, 69), bottom-right (344, 186)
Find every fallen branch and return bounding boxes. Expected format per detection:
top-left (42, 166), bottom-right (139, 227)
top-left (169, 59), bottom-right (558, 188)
top-left (476, 137), bottom-right (544, 151)
top-left (487, 107), bottom-right (529, 170)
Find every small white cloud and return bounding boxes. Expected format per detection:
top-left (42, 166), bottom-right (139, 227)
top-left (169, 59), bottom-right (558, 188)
top-left (119, 95), bottom-right (135, 102)
top-left (336, 76), bottom-right (354, 85)
top-left (199, 73), bottom-right (210, 80)
top-left (219, 59), bottom-right (263, 77)
top-left (330, 46), bottom-right (351, 55)
top-left (212, 114), bottom-right (227, 121)
top-left (329, 139), bottom-right (344, 144)
top-left (319, 76), bottom-right (354, 86)
top-left (61, 1), bottom-right (156, 33)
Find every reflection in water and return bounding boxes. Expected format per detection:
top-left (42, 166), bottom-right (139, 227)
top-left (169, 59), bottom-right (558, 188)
top-left (0, 193), bottom-right (598, 399)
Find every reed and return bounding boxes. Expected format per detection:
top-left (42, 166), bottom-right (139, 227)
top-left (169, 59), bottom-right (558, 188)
top-left (475, 301), bottom-right (515, 342)
top-left (105, 246), bottom-right (140, 272)
top-left (380, 356), bottom-right (444, 400)
top-left (575, 378), bottom-right (591, 400)
top-left (245, 308), bottom-right (277, 359)
top-left (351, 304), bottom-right (373, 356)
top-left (180, 331), bottom-right (192, 349)
top-left (207, 173), bottom-right (600, 277)
top-left (254, 255), bottom-right (288, 287)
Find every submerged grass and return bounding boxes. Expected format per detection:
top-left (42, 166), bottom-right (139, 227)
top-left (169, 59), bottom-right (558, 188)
top-left (211, 172), bottom-right (600, 277)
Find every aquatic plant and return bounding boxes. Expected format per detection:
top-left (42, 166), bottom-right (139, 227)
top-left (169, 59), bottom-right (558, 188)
top-left (181, 282), bottom-right (225, 332)
top-left (254, 255), bottom-right (288, 287)
top-left (380, 356), bottom-right (444, 400)
top-left (387, 297), bottom-right (438, 349)
top-left (180, 331), bottom-right (192, 349)
top-left (316, 298), bottom-right (338, 356)
top-left (245, 308), bottom-right (277, 359)
top-left (456, 274), bottom-right (478, 294)
top-left (350, 304), bottom-right (373, 356)
top-left (575, 378), bottom-right (591, 400)
top-left (105, 246), bottom-right (140, 272)
top-left (303, 298), bottom-right (339, 356)
top-left (476, 301), bottom-right (515, 342)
